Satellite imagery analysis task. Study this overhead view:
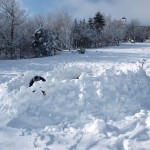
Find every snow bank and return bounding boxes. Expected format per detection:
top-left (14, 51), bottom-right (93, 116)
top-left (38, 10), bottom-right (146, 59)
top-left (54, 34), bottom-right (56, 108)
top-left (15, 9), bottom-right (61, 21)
top-left (1, 42), bottom-right (150, 149)
top-left (1, 64), bottom-right (150, 129)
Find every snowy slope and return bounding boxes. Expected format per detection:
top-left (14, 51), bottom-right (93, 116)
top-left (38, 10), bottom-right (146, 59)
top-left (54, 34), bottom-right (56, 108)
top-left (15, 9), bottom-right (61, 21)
top-left (1, 42), bottom-right (150, 149)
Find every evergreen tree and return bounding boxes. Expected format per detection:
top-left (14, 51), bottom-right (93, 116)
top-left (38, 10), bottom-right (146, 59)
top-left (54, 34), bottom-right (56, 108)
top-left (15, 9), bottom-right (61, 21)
top-left (71, 19), bottom-right (81, 48)
top-left (87, 18), bottom-right (97, 47)
top-left (93, 11), bottom-right (105, 47)
top-left (32, 26), bottom-right (57, 57)
top-left (88, 18), bottom-right (94, 29)
top-left (46, 29), bottom-right (58, 56)
top-left (73, 19), bottom-right (90, 48)
top-left (79, 19), bottom-right (91, 48)
top-left (32, 26), bottom-right (46, 48)
top-left (93, 11), bottom-right (105, 31)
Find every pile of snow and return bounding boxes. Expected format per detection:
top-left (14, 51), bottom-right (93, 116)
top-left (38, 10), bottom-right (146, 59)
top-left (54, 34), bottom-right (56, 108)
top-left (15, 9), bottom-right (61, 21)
top-left (1, 42), bottom-right (150, 149)
top-left (1, 63), bottom-right (150, 130)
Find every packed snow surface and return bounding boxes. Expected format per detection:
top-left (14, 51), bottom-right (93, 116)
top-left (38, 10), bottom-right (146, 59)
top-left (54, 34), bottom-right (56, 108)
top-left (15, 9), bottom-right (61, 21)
top-left (1, 42), bottom-right (150, 149)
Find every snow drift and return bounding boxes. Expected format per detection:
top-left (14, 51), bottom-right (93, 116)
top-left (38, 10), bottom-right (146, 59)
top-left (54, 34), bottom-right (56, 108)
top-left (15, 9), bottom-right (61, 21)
top-left (1, 42), bottom-right (150, 150)
top-left (1, 63), bottom-right (150, 130)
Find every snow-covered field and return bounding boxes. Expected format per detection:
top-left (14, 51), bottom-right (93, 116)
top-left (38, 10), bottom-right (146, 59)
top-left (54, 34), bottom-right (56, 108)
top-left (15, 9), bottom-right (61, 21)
top-left (1, 42), bottom-right (150, 150)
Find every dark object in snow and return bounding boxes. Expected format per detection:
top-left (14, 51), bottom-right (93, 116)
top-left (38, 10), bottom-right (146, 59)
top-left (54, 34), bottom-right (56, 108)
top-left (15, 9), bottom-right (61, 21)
top-left (76, 75), bottom-right (80, 79)
top-left (29, 76), bottom-right (46, 87)
top-left (29, 76), bottom-right (46, 95)
top-left (78, 48), bottom-right (85, 54)
top-left (32, 89), bottom-right (46, 95)
top-left (41, 90), bottom-right (46, 95)
top-left (74, 48), bottom-right (86, 54)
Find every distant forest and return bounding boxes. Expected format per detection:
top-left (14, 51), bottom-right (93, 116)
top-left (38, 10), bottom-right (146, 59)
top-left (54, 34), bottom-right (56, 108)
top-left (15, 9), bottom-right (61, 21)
top-left (0, 0), bottom-right (150, 59)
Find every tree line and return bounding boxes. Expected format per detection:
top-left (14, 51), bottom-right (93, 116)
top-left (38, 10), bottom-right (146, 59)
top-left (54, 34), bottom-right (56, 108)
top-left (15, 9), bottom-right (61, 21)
top-left (0, 0), bottom-right (150, 59)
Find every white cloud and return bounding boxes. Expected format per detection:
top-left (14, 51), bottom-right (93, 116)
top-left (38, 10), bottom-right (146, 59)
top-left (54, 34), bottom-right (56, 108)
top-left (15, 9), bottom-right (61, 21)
top-left (21, 0), bottom-right (150, 25)
top-left (54, 0), bottom-right (150, 24)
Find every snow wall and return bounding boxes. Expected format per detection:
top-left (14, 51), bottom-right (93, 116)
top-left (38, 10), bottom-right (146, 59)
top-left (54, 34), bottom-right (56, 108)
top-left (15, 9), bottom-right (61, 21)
top-left (1, 64), bottom-right (150, 129)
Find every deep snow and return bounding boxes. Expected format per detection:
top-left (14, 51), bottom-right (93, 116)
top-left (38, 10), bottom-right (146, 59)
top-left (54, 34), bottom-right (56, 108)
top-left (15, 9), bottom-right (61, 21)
top-left (1, 42), bottom-right (150, 149)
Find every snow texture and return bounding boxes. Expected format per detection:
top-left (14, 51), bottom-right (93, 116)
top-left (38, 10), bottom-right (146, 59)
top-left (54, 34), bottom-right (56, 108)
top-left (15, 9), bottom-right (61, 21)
top-left (1, 42), bottom-right (150, 149)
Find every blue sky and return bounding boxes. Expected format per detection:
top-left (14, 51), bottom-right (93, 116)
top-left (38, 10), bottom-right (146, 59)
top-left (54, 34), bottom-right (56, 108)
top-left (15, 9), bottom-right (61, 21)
top-left (20, 0), bottom-right (150, 25)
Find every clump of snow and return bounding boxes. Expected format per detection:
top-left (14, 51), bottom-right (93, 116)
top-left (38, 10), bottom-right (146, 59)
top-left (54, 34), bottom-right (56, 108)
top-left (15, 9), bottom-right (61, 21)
top-left (83, 119), bottom-right (106, 133)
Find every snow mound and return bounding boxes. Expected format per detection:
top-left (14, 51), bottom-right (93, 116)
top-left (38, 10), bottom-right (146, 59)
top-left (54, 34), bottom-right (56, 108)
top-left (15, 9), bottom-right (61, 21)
top-left (1, 65), bottom-right (150, 129)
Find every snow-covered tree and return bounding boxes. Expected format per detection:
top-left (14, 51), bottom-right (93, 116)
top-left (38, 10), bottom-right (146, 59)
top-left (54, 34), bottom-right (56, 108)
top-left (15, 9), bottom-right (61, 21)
top-left (101, 15), bottom-right (114, 46)
top-left (126, 20), bottom-right (147, 43)
top-left (0, 0), bottom-right (27, 59)
top-left (71, 19), bottom-right (81, 48)
top-left (32, 26), bottom-right (47, 57)
top-left (32, 26), bottom-right (58, 57)
top-left (46, 29), bottom-right (58, 56)
top-left (86, 18), bottom-right (96, 47)
top-left (102, 16), bottom-right (127, 46)
top-left (111, 19), bottom-right (126, 46)
top-left (52, 10), bottom-right (73, 50)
